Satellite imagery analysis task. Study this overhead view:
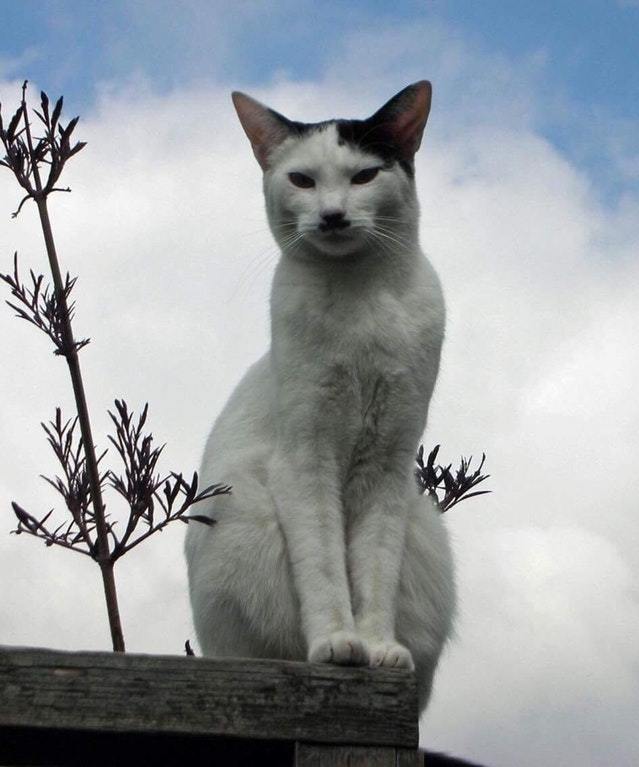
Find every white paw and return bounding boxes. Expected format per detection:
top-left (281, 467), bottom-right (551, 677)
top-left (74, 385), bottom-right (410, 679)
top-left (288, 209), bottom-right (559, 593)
top-left (369, 640), bottom-right (415, 670)
top-left (308, 631), bottom-right (370, 666)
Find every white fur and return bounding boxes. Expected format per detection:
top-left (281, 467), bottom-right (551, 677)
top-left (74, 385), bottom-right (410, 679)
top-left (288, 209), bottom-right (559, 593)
top-left (185, 113), bottom-right (455, 713)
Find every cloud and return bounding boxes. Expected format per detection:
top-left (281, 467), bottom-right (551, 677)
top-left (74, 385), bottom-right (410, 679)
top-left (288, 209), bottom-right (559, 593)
top-left (0, 47), bottom-right (41, 81)
top-left (426, 526), bottom-right (639, 765)
top-left (1, 18), bottom-right (638, 767)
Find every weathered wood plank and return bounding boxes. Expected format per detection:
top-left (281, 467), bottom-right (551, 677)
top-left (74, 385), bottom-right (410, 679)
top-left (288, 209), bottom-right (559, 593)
top-left (295, 743), bottom-right (399, 766)
top-left (0, 647), bottom-right (418, 749)
top-left (295, 744), bottom-right (424, 766)
top-left (397, 748), bottom-right (425, 766)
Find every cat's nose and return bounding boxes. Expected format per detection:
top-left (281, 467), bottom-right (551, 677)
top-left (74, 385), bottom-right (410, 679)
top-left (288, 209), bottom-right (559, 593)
top-left (319, 210), bottom-right (350, 232)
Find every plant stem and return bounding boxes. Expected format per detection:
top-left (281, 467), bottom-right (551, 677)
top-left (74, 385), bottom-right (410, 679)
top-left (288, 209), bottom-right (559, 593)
top-left (99, 561), bottom-right (124, 651)
top-left (21, 84), bottom-right (125, 652)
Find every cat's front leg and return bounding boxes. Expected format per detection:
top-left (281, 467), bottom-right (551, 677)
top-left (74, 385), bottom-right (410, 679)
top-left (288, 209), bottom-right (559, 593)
top-left (267, 447), bottom-right (370, 666)
top-left (347, 471), bottom-right (415, 669)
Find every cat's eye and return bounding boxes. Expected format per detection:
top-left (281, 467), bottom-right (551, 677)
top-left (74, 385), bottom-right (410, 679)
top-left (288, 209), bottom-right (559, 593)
top-left (351, 167), bottom-right (380, 185)
top-left (288, 172), bottom-right (315, 189)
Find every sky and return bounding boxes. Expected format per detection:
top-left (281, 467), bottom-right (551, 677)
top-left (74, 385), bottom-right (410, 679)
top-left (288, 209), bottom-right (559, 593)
top-left (1, 3), bottom-right (638, 766)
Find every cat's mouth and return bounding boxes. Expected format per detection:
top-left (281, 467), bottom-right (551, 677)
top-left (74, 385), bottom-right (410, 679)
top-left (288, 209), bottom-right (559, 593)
top-left (315, 226), bottom-right (359, 247)
top-left (320, 229), bottom-right (352, 241)
top-left (303, 226), bottom-right (364, 257)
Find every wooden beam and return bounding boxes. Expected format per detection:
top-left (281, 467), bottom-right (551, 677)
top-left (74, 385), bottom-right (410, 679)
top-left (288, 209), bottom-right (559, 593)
top-left (295, 744), bottom-right (424, 766)
top-left (0, 647), bottom-right (418, 751)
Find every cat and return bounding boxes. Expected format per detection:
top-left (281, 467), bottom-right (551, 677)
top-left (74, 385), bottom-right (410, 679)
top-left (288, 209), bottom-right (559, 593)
top-left (185, 80), bottom-right (455, 713)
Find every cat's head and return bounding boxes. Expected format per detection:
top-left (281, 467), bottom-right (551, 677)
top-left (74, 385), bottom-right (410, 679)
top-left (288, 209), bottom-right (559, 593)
top-left (232, 82), bottom-right (431, 259)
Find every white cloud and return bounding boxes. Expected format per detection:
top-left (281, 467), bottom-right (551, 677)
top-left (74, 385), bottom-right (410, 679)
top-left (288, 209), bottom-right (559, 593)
top-left (1, 20), bottom-right (638, 767)
top-left (426, 526), bottom-right (639, 765)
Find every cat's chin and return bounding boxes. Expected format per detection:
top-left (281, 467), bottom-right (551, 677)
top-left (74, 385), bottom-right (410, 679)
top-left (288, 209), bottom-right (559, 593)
top-left (304, 230), bottom-right (364, 259)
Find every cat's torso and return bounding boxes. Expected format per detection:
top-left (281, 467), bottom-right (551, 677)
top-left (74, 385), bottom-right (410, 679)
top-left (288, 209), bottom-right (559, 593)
top-left (186, 81), bottom-right (455, 714)
top-left (269, 251), bottom-right (444, 486)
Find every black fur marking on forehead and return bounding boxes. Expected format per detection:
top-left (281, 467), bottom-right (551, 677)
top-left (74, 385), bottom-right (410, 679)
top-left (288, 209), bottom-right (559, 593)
top-left (335, 119), bottom-right (415, 179)
top-left (266, 108), bottom-right (330, 138)
top-left (267, 109), bottom-right (415, 179)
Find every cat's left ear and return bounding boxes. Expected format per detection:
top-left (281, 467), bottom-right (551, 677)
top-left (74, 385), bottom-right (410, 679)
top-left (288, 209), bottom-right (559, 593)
top-left (369, 80), bottom-right (432, 159)
top-left (232, 91), bottom-right (291, 170)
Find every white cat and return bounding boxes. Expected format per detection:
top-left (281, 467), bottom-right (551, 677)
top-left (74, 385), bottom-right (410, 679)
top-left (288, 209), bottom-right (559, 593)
top-left (185, 81), bottom-right (455, 713)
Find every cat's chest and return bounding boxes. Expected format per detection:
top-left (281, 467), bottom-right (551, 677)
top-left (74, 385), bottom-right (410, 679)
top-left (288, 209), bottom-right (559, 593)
top-left (278, 280), bottom-right (417, 361)
top-left (270, 268), bottom-right (442, 450)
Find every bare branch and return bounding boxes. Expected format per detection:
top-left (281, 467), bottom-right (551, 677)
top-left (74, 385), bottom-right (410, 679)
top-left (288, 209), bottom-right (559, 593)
top-left (11, 502), bottom-right (93, 558)
top-left (10, 194), bottom-right (31, 218)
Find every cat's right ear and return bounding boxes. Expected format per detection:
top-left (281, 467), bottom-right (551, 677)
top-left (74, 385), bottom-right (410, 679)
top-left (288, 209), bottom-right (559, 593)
top-left (232, 92), bottom-right (291, 170)
top-left (368, 81), bottom-right (432, 160)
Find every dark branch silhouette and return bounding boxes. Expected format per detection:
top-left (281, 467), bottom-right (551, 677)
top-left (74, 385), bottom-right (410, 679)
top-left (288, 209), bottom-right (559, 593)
top-left (1, 82), bottom-right (229, 652)
top-left (0, 252), bottom-right (89, 354)
top-left (415, 444), bottom-right (491, 512)
top-left (11, 403), bottom-right (229, 562)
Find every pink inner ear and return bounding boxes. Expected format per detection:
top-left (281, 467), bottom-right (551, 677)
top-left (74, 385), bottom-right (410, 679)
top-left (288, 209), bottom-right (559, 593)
top-left (389, 82), bottom-right (431, 158)
top-left (232, 92), bottom-right (290, 170)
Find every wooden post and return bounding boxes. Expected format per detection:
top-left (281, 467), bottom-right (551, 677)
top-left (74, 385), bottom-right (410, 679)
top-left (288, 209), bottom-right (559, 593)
top-left (0, 646), bottom-right (420, 765)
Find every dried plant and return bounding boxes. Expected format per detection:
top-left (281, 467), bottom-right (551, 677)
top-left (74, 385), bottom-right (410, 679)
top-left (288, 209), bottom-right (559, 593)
top-left (12, 404), bottom-right (228, 560)
top-left (415, 444), bottom-right (491, 512)
top-left (0, 252), bottom-right (89, 355)
top-left (1, 82), bottom-right (229, 652)
top-left (0, 86), bottom-right (84, 217)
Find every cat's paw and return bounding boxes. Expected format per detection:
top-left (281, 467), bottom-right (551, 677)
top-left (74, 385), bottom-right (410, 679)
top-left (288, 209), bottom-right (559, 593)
top-left (369, 640), bottom-right (415, 670)
top-left (308, 631), bottom-right (370, 666)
